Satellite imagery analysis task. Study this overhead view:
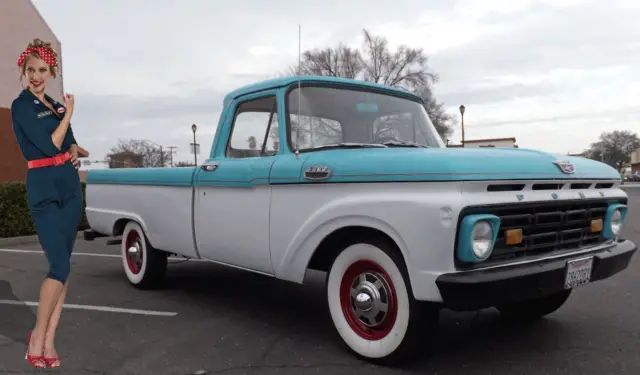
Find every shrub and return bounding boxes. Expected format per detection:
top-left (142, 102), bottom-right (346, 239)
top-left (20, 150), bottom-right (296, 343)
top-left (0, 181), bottom-right (89, 238)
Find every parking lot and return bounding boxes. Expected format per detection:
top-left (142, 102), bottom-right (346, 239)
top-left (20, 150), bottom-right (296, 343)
top-left (1, 187), bottom-right (639, 375)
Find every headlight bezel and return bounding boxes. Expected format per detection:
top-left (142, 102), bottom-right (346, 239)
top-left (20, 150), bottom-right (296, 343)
top-left (457, 214), bottom-right (500, 263)
top-left (603, 204), bottom-right (627, 239)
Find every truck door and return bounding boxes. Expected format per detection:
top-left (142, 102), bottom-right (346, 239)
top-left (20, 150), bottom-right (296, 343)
top-left (193, 92), bottom-right (280, 275)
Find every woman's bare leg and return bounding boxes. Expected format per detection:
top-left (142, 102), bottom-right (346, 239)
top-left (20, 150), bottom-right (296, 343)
top-left (29, 279), bottom-right (65, 358)
top-left (43, 281), bottom-right (68, 359)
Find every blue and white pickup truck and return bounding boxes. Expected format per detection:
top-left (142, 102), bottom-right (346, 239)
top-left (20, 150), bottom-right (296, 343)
top-left (84, 76), bottom-right (636, 365)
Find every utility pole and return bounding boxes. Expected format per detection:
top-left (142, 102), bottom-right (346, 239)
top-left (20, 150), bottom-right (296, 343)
top-left (167, 146), bottom-right (177, 167)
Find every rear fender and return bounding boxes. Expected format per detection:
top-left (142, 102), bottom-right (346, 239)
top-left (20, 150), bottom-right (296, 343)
top-left (86, 208), bottom-right (150, 243)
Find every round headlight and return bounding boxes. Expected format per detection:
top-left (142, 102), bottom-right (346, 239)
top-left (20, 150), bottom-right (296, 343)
top-left (471, 220), bottom-right (494, 259)
top-left (611, 209), bottom-right (623, 236)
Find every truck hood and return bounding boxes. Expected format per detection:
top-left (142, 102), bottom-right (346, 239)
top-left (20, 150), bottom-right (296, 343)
top-left (298, 147), bottom-right (621, 182)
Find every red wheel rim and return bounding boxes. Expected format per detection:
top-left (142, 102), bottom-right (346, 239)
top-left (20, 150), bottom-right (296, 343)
top-left (339, 259), bottom-right (398, 340)
top-left (125, 230), bottom-right (143, 275)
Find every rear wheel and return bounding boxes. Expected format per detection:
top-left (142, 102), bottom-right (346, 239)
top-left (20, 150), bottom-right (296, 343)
top-left (121, 221), bottom-right (168, 289)
top-left (326, 238), bottom-right (438, 365)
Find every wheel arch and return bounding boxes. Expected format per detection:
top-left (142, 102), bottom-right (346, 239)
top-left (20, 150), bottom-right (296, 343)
top-left (113, 218), bottom-right (132, 237)
top-left (307, 225), bottom-right (406, 273)
top-left (276, 216), bottom-right (414, 283)
top-left (288, 215), bottom-right (416, 291)
top-left (111, 215), bottom-right (151, 244)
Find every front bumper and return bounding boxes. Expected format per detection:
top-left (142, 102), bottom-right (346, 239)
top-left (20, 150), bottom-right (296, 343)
top-left (435, 239), bottom-right (637, 311)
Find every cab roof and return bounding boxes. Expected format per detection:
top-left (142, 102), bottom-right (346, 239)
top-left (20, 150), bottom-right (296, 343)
top-left (222, 75), bottom-right (423, 106)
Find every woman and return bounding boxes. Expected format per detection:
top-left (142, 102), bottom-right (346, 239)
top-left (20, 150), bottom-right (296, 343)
top-left (11, 38), bottom-right (83, 369)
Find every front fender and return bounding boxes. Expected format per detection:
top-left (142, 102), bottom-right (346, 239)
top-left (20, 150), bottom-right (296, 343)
top-left (270, 183), bottom-right (465, 292)
top-left (276, 213), bottom-right (412, 282)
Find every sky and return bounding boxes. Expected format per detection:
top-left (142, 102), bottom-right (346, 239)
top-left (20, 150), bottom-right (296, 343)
top-left (30, 0), bottom-right (640, 168)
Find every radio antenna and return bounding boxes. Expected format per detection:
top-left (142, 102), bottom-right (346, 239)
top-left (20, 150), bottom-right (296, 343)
top-left (295, 23), bottom-right (301, 158)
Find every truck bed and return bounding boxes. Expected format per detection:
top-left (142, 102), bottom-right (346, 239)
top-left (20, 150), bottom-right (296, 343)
top-left (84, 167), bottom-right (200, 258)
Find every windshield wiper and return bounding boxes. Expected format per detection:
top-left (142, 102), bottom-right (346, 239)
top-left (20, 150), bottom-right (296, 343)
top-left (304, 143), bottom-right (389, 151)
top-left (379, 141), bottom-right (429, 148)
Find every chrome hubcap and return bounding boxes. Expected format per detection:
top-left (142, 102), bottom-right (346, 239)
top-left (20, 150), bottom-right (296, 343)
top-left (126, 237), bottom-right (143, 272)
top-left (349, 272), bottom-right (392, 327)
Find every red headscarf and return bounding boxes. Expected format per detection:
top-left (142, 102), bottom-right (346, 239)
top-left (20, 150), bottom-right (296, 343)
top-left (16, 46), bottom-right (58, 67)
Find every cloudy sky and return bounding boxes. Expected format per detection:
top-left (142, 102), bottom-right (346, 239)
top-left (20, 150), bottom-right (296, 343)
top-left (31, 0), bottom-right (639, 168)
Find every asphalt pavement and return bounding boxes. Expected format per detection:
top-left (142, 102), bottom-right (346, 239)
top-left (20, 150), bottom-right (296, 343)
top-left (1, 186), bottom-right (639, 375)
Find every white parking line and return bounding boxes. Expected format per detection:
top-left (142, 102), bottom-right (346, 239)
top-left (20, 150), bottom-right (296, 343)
top-left (0, 299), bottom-right (177, 316)
top-left (0, 248), bottom-right (120, 258)
top-left (0, 248), bottom-right (206, 262)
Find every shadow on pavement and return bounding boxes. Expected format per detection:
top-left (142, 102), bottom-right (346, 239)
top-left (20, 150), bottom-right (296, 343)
top-left (0, 280), bottom-right (35, 346)
top-left (158, 262), bottom-right (580, 371)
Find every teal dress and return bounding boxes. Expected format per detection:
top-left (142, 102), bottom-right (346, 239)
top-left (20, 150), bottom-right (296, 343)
top-left (11, 89), bottom-right (83, 283)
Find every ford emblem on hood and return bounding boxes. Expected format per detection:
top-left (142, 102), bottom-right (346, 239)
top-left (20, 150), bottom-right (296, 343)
top-left (553, 160), bottom-right (576, 174)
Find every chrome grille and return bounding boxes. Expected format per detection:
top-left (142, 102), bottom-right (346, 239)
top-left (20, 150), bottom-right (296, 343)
top-left (456, 198), bottom-right (626, 265)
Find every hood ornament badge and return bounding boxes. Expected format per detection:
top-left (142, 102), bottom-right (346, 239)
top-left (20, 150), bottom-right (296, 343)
top-left (553, 160), bottom-right (575, 174)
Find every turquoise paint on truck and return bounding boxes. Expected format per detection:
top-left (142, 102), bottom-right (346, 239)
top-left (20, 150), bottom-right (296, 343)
top-left (86, 146), bottom-right (621, 186)
top-left (86, 76), bottom-right (622, 187)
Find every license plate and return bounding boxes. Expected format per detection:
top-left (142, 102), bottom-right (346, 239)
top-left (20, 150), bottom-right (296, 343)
top-left (564, 257), bottom-right (594, 289)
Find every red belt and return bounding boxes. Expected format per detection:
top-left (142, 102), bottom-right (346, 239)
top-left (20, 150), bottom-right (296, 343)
top-left (27, 152), bottom-right (71, 169)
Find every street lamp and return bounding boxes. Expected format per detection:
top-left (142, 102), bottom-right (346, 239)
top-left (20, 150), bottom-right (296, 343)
top-left (459, 104), bottom-right (466, 146)
top-left (191, 124), bottom-right (198, 165)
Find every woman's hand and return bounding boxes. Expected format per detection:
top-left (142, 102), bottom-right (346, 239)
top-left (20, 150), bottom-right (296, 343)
top-left (69, 145), bottom-right (79, 170)
top-left (64, 93), bottom-right (74, 117)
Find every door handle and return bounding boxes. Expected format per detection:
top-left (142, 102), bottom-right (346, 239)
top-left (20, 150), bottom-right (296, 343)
top-left (201, 162), bottom-right (219, 172)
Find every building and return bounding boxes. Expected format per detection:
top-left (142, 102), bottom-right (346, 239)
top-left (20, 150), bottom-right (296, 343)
top-left (447, 137), bottom-right (519, 148)
top-left (108, 152), bottom-right (143, 168)
top-left (0, 0), bottom-right (88, 182)
top-left (630, 148), bottom-right (640, 173)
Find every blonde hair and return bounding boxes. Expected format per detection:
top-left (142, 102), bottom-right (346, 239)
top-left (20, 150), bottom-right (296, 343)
top-left (18, 38), bottom-right (58, 78)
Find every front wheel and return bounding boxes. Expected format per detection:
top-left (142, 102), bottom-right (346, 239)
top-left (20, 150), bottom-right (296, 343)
top-left (326, 239), bottom-right (437, 365)
top-left (121, 221), bottom-right (168, 289)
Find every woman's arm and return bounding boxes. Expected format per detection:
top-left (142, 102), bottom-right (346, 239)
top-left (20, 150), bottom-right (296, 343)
top-left (11, 99), bottom-right (61, 157)
top-left (51, 109), bottom-right (72, 150)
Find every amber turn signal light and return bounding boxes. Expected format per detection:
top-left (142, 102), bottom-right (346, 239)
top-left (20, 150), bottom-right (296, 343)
top-left (590, 218), bottom-right (603, 233)
top-left (505, 229), bottom-right (523, 245)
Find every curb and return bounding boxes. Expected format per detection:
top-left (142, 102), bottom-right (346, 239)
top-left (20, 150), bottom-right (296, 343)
top-left (0, 231), bottom-right (84, 247)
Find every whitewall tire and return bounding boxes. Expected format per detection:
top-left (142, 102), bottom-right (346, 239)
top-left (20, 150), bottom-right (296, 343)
top-left (121, 221), bottom-right (168, 289)
top-left (326, 238), bottom-right (437, 365)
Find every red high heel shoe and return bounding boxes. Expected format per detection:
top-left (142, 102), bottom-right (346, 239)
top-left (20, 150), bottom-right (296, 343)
top-left (44, 356), bottom-right (61, 368)
top-left (25, 332), bottom-right (46, 369)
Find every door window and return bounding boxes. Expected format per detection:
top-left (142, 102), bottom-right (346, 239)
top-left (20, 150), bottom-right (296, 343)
top-left (227, 96), bottom-right (279, 158)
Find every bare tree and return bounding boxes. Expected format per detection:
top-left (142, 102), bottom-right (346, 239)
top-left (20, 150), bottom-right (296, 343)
top-left (285, 29), bottom-right (454, 139)
top-left (108, 139), bottom-right (171, 168)
top-left (584, 130), bottom-right (640, 171)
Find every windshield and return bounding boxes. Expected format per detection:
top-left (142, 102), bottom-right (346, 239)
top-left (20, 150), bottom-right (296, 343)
top-left (286, 85), bottom-right (445, 151)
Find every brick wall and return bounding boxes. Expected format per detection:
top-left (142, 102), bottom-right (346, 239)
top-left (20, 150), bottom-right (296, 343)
top-left (0, 1), bottom-right (63, 108)
top-left (0, 107), bottom-right (28, 182)
top-left (1, 1), bottom-right (64, 182)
